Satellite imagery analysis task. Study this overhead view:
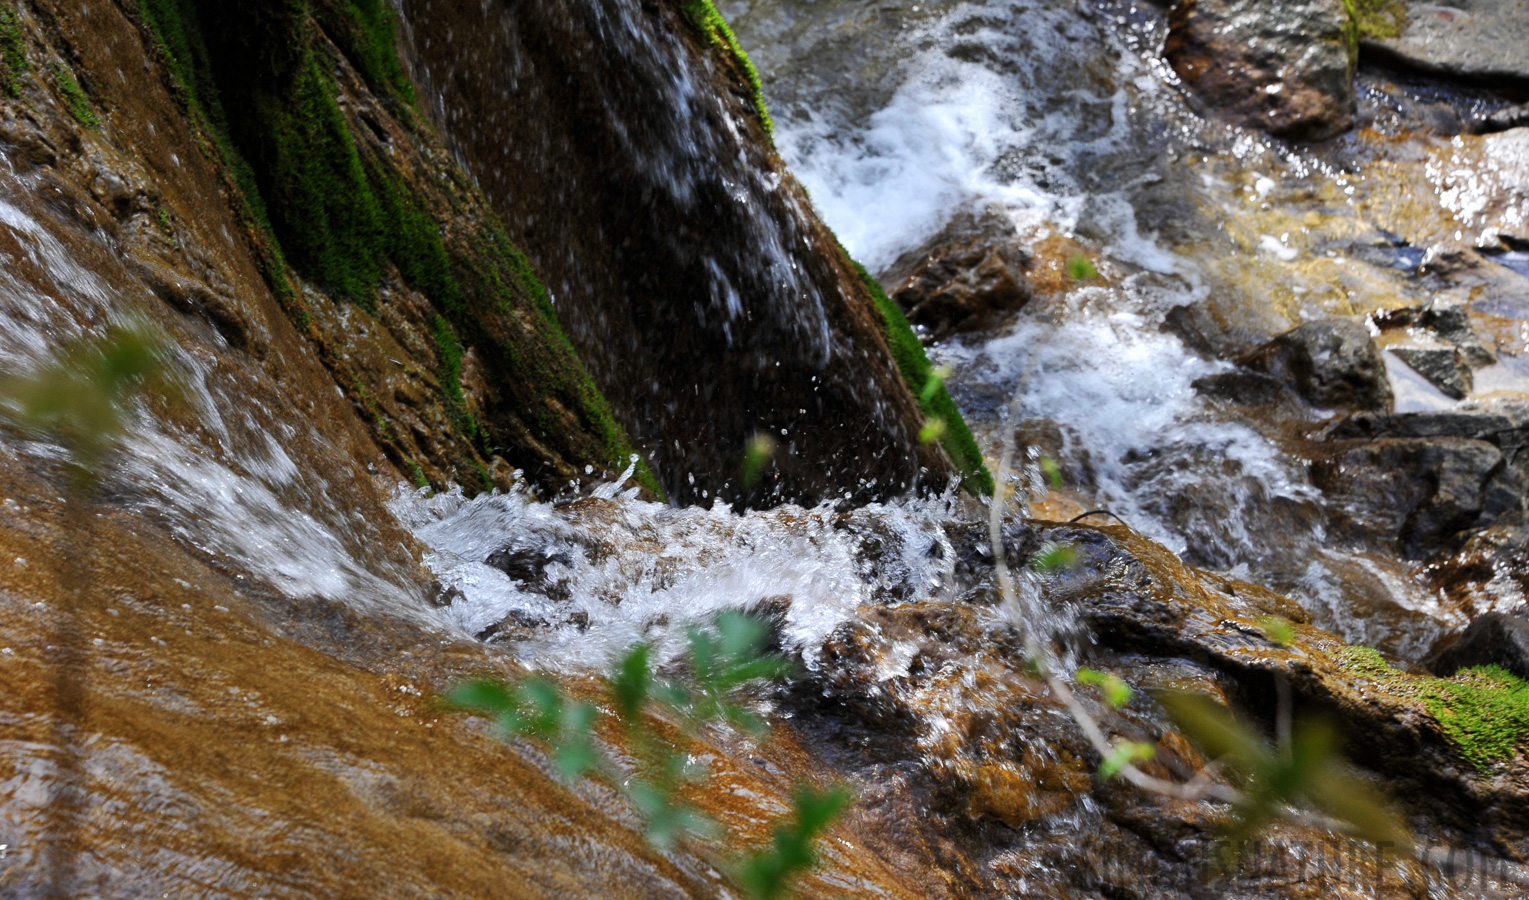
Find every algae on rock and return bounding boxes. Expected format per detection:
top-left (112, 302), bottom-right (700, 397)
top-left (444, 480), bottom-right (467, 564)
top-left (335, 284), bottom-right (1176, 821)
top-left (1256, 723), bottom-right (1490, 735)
top-left (131, 0), bottom-right (658, 497)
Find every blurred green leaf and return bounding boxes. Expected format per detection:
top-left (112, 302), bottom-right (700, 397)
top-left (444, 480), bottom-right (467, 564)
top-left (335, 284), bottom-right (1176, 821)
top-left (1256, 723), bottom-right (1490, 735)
top-left (1076, 667), bottom-right (1133, 708)
top-left (1030, 543), bottom-right (1077, 573)
top-left (1039, 455), bottom-right (1063, 490)
top-left (742, 432), bottom-right (777, 488)
top-left (0, 320), bottom-right (182, 490)
top-left (1258, 616), bottom-right (1295, 649)
top-left (1066, 255), bottom-right (1099, 282)
top-left (1158, 691), bottom-right (1411, 860)
top-left (612, 643), bottom-right (655, 722)
top-left (917, 416), bottom-right (947, 445)
top-left (737, 784), bottom-right (851, 900)
top-left (1100, 741), bottom-right (1155, 778)
top-left (443, 677), bottom-right (601, 780)
top-left (919, 365), bottom-right (952, 404)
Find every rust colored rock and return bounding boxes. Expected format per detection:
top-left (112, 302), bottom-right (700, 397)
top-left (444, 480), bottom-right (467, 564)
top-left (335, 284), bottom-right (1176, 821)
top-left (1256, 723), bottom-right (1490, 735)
top-left (881, 210), bottom-right (1034, 342)
top-left (1165, 0), bottom-right (1358, 141)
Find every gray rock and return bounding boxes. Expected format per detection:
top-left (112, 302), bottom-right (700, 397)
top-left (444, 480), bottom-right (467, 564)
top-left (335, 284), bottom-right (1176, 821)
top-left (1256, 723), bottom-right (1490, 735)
top-left (1239, 319), bottom-right (1393, 413)
top-left (1164, 0), bottom-right (1357, 140)
top-left (1390, 346), bottom-right (1473, 399)
top-left (1428, 612), bottom-right (1529, 682)
top-left (1312, 437), bottom-right (1503, 556)
top-left (1367, 0), bottom-right (1529, 84)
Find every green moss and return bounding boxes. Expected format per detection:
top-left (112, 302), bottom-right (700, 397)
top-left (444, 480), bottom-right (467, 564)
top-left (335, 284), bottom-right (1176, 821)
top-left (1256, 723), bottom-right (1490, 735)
top-left (429, 315), bottom-right (487, 445)
top-left (132, 0), bottom-right (661, 500)
top-left (1338, 646), bottom-right (1529, 772)
top-left (312, 0), bottom-right (415, 109)
top-left (678, 0), bottom-right (773, 139)
top-left (849, 258), bottom-right (993, 496)
top-left (0, 5), bottom-right (27, 97)
top-left (447, 223), bottom-right (666, 499)
top-left (407, 459), bottom-right (430, 490)
top-left (257, 54), bottom-right (387, 307)
top-left (1347, 0), bottom-right (1406, 41)
top-left (53, 62), bottom-right (99, 130)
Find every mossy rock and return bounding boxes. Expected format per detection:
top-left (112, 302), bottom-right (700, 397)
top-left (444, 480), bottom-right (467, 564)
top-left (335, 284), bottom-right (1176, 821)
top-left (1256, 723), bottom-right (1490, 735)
top-left (132, 0), bottom-right (659, 498)
top-left (850, 258), bottom-right (993, 497)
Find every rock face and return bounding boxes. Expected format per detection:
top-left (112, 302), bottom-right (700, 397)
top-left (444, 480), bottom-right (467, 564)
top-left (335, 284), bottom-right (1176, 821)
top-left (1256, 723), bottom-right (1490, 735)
top-left (1429, 612), bottom-right (1529, 682)
top-left (1363, 0), bottom-right (1529, 84)
top-left (1164, 0), bottom-right (1358, 140)
top-left (879, 210), bottom-right (1034, 342)
top-left (1315, 404), bottom-right (1529, 558)
top-left (392, 0), bottom-right (960, 506)
top-left (1239, 320), bottom-right (1394, 413)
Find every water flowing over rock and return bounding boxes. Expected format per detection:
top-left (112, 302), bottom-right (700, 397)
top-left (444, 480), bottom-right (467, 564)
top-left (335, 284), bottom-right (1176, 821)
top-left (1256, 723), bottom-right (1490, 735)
top-left (1165, 0), bottom-right (1358, 140)
top-left (390, 0), bottom-right (956, 506)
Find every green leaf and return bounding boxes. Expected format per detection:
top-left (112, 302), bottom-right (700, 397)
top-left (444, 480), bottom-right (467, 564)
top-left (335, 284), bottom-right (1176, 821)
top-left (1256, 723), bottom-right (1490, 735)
top-left (919, 365), bottom-right (952, 404)
top-left (1099, 741), bottom-right (1155, 778)
top-left (1030, 544), bottom-right (1077, 573)
top-left (1039, 455), bottom-right (1063, 490)
top-left (1076, 667), bottom-right (1133, 708)
top-left (737, 784), bottom-right (851, 900)
top-left (742, 432), bottom-right (777, 488)
top-left (1258, 616), bottom-right (1295, 649)
top-left (1066, 255), bottom-right (1099, 282)
top-left (917, 416), bottom-right (947, 445)
top-left (612, 643), bottom-right (654, 722)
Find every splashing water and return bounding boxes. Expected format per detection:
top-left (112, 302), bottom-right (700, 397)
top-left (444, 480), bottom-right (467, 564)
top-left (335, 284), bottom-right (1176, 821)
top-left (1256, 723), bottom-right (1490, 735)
top-left (390, 474), bottom-right (977, 671)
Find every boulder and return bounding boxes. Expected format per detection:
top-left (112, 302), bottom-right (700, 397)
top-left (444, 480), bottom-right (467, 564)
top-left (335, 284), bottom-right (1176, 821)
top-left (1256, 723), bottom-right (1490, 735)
top-left (1390, 346), bottom-right (1473, 399)
top-left (1239, 320), bottom-right (1394, 413)
top-left (881, 210), bottom-right (1034, 342)
top-left (1311, 437), bottom-right (1504, 557)
top-left (1164, 0), bottom-right (1358, 140)
top-left (1428, 611), bottom-right (1529, 682)
top-left (1363, 0), bottom-right (1529, 84)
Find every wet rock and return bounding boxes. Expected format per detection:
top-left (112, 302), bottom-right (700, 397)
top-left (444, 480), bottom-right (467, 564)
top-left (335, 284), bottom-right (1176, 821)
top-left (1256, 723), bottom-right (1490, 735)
top-left (1192, 370), bottom-right (1294, 408)
top-left (1318, 404), bottom-right (1529, 560)
top-left (1473, 102), bottom-right (1529, 136)
top-left (880, 210), bottom-right (1034, 341)
top-left (396, 0), bottom-right (956, 506)
top-left (1018, 521), bottom-right (1529, 850)
top-left (1311, 436), bottom-right (1503, 557)
top-left (1390, 346), bottom-right (1474, 399)
top-left (1372, 300), bottom-right (1497, 369)
top-left (1164, 0), bottom-right (1357, 140)
top-left (1239, 320), bottom-right (1393, 413)
top-left (1428, 612), bottom-right (1529, 682)
top-left (1364, 0), bottom-right (1529, 84)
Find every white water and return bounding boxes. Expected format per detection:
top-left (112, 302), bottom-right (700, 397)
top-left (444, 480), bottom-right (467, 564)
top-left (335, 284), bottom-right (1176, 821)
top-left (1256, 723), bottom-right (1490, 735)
top-left (390, 473), bottom-right (973, 670)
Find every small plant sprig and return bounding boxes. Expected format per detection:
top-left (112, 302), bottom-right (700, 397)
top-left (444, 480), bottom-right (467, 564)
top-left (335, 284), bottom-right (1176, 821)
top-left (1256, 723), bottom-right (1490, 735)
top-left (446, 611), bottom-right (849, 899)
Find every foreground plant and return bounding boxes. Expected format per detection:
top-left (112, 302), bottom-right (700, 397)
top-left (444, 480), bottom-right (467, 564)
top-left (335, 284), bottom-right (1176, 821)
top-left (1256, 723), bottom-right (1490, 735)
top-left (0, 320), bottom-right (182, 899)
top-left (446, 611), bottom-right (848, 900)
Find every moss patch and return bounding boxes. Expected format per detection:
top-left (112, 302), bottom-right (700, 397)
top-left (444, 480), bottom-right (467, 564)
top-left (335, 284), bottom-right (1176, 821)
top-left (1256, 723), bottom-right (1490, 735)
top-left (53, 62), bottom-right (98, 130)
top-left (312, 0), bottom-right (415, 109)
top-left (850, 258), bottom-right (994, 496)
top-left (678, 0), bottom-right (773, 139)
top-left (131, 0), bottom-right (658, 498)
top-left (0, 5), bottom-right (27, 97)
top-left (1348, 0), bottom-right (1406, 41)
top-left (1338, 646), bottom-right (1529, 772)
